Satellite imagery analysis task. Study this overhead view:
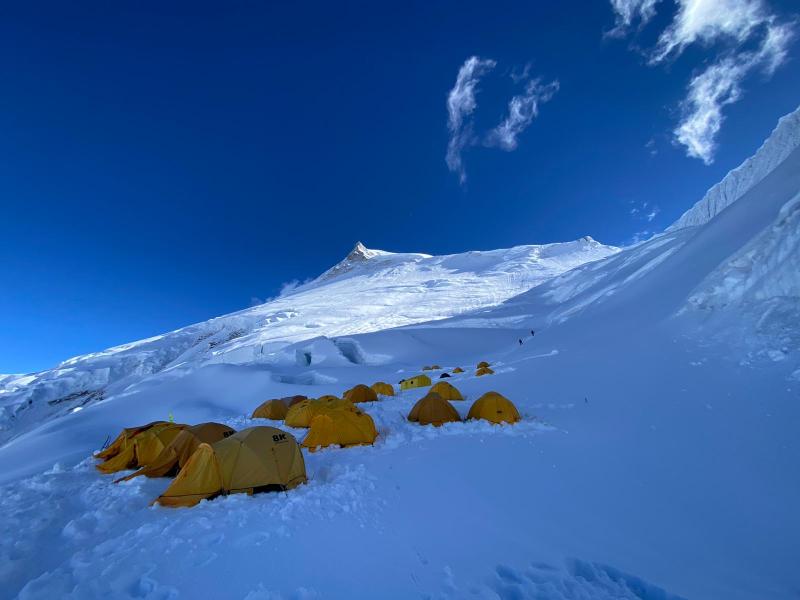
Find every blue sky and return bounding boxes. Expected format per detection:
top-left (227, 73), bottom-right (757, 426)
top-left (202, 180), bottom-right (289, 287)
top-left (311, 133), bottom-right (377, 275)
top-left (1, 1), bottom-right (798, 373)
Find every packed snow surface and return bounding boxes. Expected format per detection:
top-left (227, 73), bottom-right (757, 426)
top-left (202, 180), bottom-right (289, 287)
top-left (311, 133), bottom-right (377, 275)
top-left (1, 106), bottom-right (799, 600)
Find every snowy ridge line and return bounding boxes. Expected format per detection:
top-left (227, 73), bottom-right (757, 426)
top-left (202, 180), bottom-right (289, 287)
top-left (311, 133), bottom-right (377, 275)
top-left (0, 237), bottom-right (618, 444)
top-left (669, 104), bottom-right (800, 231)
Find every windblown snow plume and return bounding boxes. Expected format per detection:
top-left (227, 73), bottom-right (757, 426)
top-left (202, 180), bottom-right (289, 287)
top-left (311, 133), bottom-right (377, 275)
top-left (485, 79), bottom-right (559, 151)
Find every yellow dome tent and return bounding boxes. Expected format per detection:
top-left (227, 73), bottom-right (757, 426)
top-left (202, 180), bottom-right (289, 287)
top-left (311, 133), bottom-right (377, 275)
top-left (429, 381), bottom-right (464, 401)
top-left (116, 422), bottom-right (235, 483)
top-left (422, 365), bottom-right (433, 371)
top-left (467, 392), bottom-right (521, 424)
top-left (286, 395), bottom-right (308, 407)
top-left (476, 366), bottom-right (495, 376)
top-left (477, 361), bottom-right (490, 369)
top-left (94, 421), bottom-right (168, 461)
top-left (97, 423), bottom-right (187, 474)
top-left (371, 381), bottom-right (395, 396)
top-left (430, 364), bottom-right (442, 370)
top-left (407, 394), bottom-right (461, 427)
top-left (344, 384), bottom-right (378, 403)
top-left (400, 374), bottom-right (432, 391)
top-left (251, 399), bottom-right (289, 420)
top-left (285, 397), bottom-right (356, 428)
top-left (452, 367), bottom-right (464, 373)
top-left (301, 410), bottom-right (378, 451)
top-left (155, 427), bottom-right (307, 508)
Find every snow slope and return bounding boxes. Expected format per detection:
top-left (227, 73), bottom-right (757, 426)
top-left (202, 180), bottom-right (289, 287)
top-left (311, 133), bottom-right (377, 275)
top-left (0, 237), bottom-right (617, 443)
top-left (1, 108), bottom-right (799, 600)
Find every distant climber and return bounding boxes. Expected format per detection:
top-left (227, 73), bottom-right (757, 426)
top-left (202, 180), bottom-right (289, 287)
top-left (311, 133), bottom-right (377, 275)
top-left (518, 338), bottom-right (523, 346)
top-left (530, 330), bottom-right (535, 337)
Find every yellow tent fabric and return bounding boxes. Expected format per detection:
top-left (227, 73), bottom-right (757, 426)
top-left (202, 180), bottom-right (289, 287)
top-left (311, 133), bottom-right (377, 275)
top-left (116, 422), bottom-right (235, 483)
top-left (316, 395), bottom-right (340, 403)
top-left (452, 367), bottom-right (464, 373)
top-left (96, 423), bottom-right (187, 474)
top-left (407, 394), bottom-right (461, 427)
top-left (476, 367), bottom-right (495, 376)
top-left (467, 392), bottom-right (521, 424)
top-left (400, 374), bottom-right (432, 391)
top-left (94, 421), bottom-right (167, 460)
top-left (371, 382), bottom-right (395, 396)
top-left (302, 410), bottom-right (378, 451)
top-left (251, 399), bottom-right (289, 420)
top-left (286, 395), bottom-right (308, 407)
top-left (344, 384), bottom-right (378, 403)
top-left (477, 361), bottom-right (490, 369)
top-left (155, 427), bottom-right (307, 508)
top-left (285, 397), bottom-right (356, 428)
top-left (429, 381), bottom-right (464, 401)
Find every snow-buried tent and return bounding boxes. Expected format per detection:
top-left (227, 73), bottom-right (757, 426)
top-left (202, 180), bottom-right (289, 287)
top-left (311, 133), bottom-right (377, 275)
top-left (301, 409), bottom-right (378, 451)
top-left (370, 381), bottom-right (395, 396)
top-left (344, 384), bottom-right (378, 403)
top-left (400, 374), bottom-right (432, 391)
top-left (96, 423), bottom-right (188, 474)
top-left (476, 366), bottom-right (494, 376)
top-left (452, 367), bottom-right (464, 373)
top-left (467, 392), bottom-right (520, 425)
top-left (407, 393), bottom-right (461, 427)
top-left (252, 399), bottom-right (289, 420)
top-left (477, 361), bottom-right (490, 369)
top-left (155, 427), bottom-right (307, 508)
top-left (429, 381), bottom-right (463, 401)
top-left (115, 422), bottom-right (235, 483)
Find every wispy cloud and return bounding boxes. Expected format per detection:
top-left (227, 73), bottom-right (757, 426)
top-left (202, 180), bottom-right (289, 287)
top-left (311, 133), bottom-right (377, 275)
top-left (446, 56), bottom-right (496, 183)
top-left (608, 0), bottom-right (794, 164)
top-left (629, 200), bottom-right (660, 222)
top-left (675, 20), bottom-right (793, 163)
top-left (485, 79), bottom-right (559, 151)
top-left (607, 0), bottom-right (661, 37)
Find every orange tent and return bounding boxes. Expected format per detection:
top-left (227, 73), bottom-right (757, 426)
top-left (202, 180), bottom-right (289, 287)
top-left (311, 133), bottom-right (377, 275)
top-left (286, 395), bottom-right (308, 407)
top-left (251, 399), bottom-right (288, 420)
top-left (302, 410), bottom-right (378, 451)
top-left (94, 421), bottom-right (167, 460)
top-left (467, 392), bottom-right (521, 424)
top-left (96, 423), bottom-right (187, 474)
top-left (116, 422), bottom-right (235, 482)
top-left (344, 384), bottom-right (378, 403)
top-left (452, 367), bottom-right (464, 373)
top-left (155, 427), bottom-right (307, 508)
top-left (285, 397), bottom-right (356, 428)
top-left (429, 381), bottom-right (464, 401)
top-left (477, 361), bottom-right (490, 369)
top-left (370, 382), bottom-right (395, 396)
top-left (407, 394), bottom-right (461, 427)
top-left (476, 367), bottom-right (495, 376)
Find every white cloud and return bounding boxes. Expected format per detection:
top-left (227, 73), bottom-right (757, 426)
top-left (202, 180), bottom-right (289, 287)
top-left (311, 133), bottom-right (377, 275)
top-left (446, 56), bottom-right (496, 183)
top-left (608, 0), bottom-right (794, 164)
top-left (675, 21), bottom-right (793, 163)
top-left (485, 79), bottom-right (559, 151)
top-left (629, 200), bottom-right (660, 222)
top-left (607, 0), bottom-right (661, 37)
top-left (650, 0), bottom-right (767, 64)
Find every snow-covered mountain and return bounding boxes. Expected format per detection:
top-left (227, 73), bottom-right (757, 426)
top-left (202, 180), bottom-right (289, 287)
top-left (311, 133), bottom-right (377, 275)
top-left (1, 107), bottom-right (798, 600)
top-left (0, 236), bottom-right (618, 442)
